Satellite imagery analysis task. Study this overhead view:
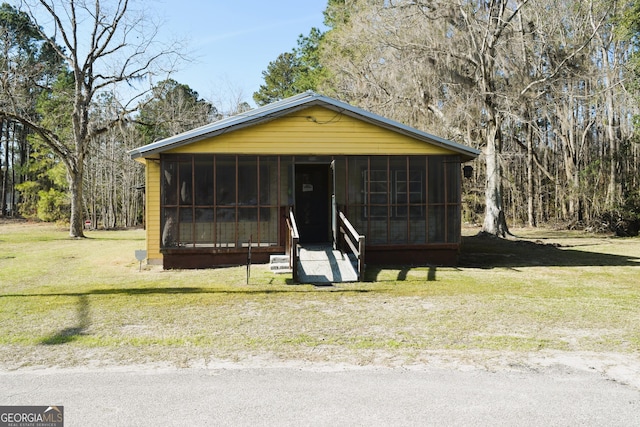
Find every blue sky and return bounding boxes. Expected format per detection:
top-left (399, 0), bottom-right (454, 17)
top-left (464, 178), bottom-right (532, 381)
top-left (157, 1), bottom-right (329, 108)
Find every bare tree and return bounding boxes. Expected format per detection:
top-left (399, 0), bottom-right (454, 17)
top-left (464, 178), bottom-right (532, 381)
top-left (321, 0), bottom-right (633, 234)
top-left (323, 0), bottom-right (533, 236)
top-left (0, 0), bottom-right (179, 237)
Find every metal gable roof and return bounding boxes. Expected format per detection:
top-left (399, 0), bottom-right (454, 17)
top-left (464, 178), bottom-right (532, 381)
top-left (128, 91), bottom-right (480, 161)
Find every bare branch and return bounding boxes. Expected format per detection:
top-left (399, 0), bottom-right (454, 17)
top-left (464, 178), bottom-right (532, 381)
top-left (519, 5), bottom-right (610, 97)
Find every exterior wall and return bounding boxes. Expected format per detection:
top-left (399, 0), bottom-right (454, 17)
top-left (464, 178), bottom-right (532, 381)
top-left (167, 106), bottom-right (454, 156)
top-left (145, 160), bottom-right (162, 264)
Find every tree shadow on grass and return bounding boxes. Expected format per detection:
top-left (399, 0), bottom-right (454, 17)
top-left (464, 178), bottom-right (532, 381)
top-left (41, 295), bottom-right (90, 345)
top-left (12, 286), bottom-right (369, 345)
top-left (459, 233), bottom-right (640, 269)
top-left (365, 265), bottom-right (438, 283)
top-left (364, 234), bottom-right (638, 282)
top-left (2, 286), bottom-right (370, 301)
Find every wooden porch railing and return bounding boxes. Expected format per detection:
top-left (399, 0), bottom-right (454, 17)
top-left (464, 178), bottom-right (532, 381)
top-left (285, 207), bottom-right (300, 281)
top-left (338, 211), bottom-right (365, 281)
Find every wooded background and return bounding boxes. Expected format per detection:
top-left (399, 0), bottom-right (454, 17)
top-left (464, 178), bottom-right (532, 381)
top-left (2, 0), bottom-right (640, 236)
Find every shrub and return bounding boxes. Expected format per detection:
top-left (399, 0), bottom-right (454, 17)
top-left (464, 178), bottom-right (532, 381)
top-left (14, 181), bottom-right (41, 219)
top-left (602, 191), bottom-right (640, 237)
top-left (36, 188), bottom-right (70, 222)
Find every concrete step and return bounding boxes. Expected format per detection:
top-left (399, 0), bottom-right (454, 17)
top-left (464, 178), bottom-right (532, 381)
top-left (270, 263), bottom-right (292, 273)
top-left (269, 254), bottom-right (292, 274)
top-left (270, 254), bottom-right (289, 264)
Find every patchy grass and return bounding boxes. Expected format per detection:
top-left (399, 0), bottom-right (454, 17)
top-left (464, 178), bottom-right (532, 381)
top-left (1, 221), bottom-right (639, 369)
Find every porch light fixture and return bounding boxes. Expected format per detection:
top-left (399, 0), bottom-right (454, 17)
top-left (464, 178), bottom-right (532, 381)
top-left (463, 165), bottom-right (473, 179)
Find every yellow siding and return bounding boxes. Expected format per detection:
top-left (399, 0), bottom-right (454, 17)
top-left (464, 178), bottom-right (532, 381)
top-left (167, 106), bottom-right (454, 155)
top-left (146, 161), bottom-right (162, 264)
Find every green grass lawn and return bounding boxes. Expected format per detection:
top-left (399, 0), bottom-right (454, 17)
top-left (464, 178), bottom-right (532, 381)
top-left (1, 220), bottom-right (639, 369)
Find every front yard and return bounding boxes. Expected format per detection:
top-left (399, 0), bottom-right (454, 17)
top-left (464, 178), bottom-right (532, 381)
top-left (1, 221), bottom-right (638, 373)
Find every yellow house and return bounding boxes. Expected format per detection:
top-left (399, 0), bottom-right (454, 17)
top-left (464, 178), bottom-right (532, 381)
top-left (129, 92), bottom-right (479, 274)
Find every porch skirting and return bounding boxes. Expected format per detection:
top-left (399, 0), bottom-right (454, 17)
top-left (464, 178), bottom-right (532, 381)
top-left (162, 247), bottom-right (280, 269)
top-left (364, 244), bottom-right (459, 266)
top-left (161, 244), bottom-right (459, 270)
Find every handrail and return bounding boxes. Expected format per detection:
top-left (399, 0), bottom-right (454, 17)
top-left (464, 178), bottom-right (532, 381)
top-left (338, 211), bottom-right (365, 281)
top-left (285, 207), bottom-right (300, 281)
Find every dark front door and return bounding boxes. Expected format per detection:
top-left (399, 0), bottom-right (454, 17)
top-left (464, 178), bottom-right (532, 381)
top-left (295, 164), bottom-right (330, 244)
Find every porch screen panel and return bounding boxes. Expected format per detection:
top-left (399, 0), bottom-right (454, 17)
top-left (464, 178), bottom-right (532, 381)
top-left (161, 207), bottom-right (178, 247)
top-left (428, 157), bottom-right (446, 243)
top-left (237, 157), bottom-right (258, 246)
top-left (162, 159), bottom-right (178, 206)
top-left (216, 156), bottom-right (236, 205)
top-left (216, 156), bottom-right (237, 246)
top-left (446, 156), bottom-right (461, 203)
top-left (348, 156), bottom-right (367, 205)
top-left (178, 159), bottom-right (193, 205)
top-left (160, 154), bottom-right (283, 250)
top-left (260, 207), bottom-right (278, 245)
top-left (447, 205), bottom-right (461, 244)
top-left (280, 156), bottom-right (293, 206)
top-left (216, 207), bottom-right (236, 246)
top-left (346, 156), bottom-right (367, 235)
top-left (259, 156), bottom-right (278, 247)
top-left (195, 208), bottom-right (214, 245)
top-left (347, 206), bottom-right (365, 240)
top-left (428, 205), bottom-right (446, 242)
top-left (179, 207), bottom-right (194, 245)
top-left (334, 156), bottom-right (346, 207)
top-left (194, 157), bottom-right (214, 206)
top-left (389, 156), bottom-right (408, 244)
top-left (428, 157), bottom-right (445, 204)
top-left (158, 153), bottom-right (463, 252)
top-left (174, 159), bottom-right (195, 245)
top-left (160, 157), bottom-right (180, 247)
top-left (238, 157), bottom-right (258, 206)
top-left (368, 156), bottom-right (388, 244)
top-left (193, 157), bottom-right (214, 245)
top-left (237, 207), bottom-right (257, 247)
top-left (409, 156), bottom-right (426, 244)
top-left (261, 157), bottom-right (278, 206)
top-left (446, 156), bottom-right (461, 244)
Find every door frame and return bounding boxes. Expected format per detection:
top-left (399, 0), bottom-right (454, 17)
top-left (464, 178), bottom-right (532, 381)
top-left (293, 162), bottom-right (335, 244)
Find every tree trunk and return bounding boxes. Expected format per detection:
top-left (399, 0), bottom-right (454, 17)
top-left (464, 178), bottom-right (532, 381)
top-left (527, 130), bottom-right (536, 227)
top-left (591, 15), bottom-right (622, 210)
top-left (68, 167), bottom-right (85, 238)
top-left (605, 89), bottom-right (620, 208)
top-left (1, 120), bottom-right (8, 216)
top-left (482, 115), bottom-right (510, 237)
